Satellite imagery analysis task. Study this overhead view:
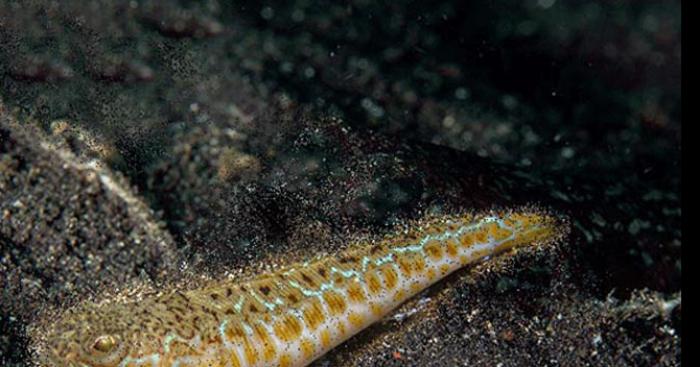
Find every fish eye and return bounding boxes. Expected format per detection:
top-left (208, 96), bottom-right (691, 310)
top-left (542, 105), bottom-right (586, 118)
top-left (77, 333), bottom-right (128, 365)
top-left (91, 335), bottom-right (117, 353)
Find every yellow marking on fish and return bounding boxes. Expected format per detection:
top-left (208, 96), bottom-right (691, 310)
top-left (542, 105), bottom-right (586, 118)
top-left (299, 338), bottom-right (315, 360)
top-left (321, 291), bottom-right (347, 316)
top-left (393, 289), bottom-right (408, 304)
top-left (301, 298), bottom-right (324, 331)
top-left (273, 314), bottom-right (303, 343)
top-left (319, 329), bottom-right (332, 349)
top-left (439, 263), bottom-right (451, 276)
top-left (446, 239), bottom-right (459, 258)
top-left (278, 353), bottom-right (292, 367)
top-left (251, 322), bottom-right (276, 363)
top-left (370, 302), bottom-right (384, 317)
top-left (378, 264), bottom-right (399, 290)
top-left (231, 352), bottom-right (242, 367)
top-left (348, 312), bottom-right (365, 329)
top-left (397, 256), bottom-right (413, 277)
top-left (459, 232), bottom-right (474, 247)
top-left (424, 240), bottom-right (443, 261)
top-left (364, 271), bottom-right (383, 295)
top-left (413, 255), bottom-right (427, 273)
top-left (38, 209), bottom-right (565, 367)
top-left (336, 318), bottom-right (346, 336)
top-left (346, 281), bottom-right (367, 303)
top-left (426, 268), bottom-right (437, 281)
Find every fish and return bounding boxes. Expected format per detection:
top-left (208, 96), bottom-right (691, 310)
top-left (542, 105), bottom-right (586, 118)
top-left (37, 209), bottom-right (565, 367)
